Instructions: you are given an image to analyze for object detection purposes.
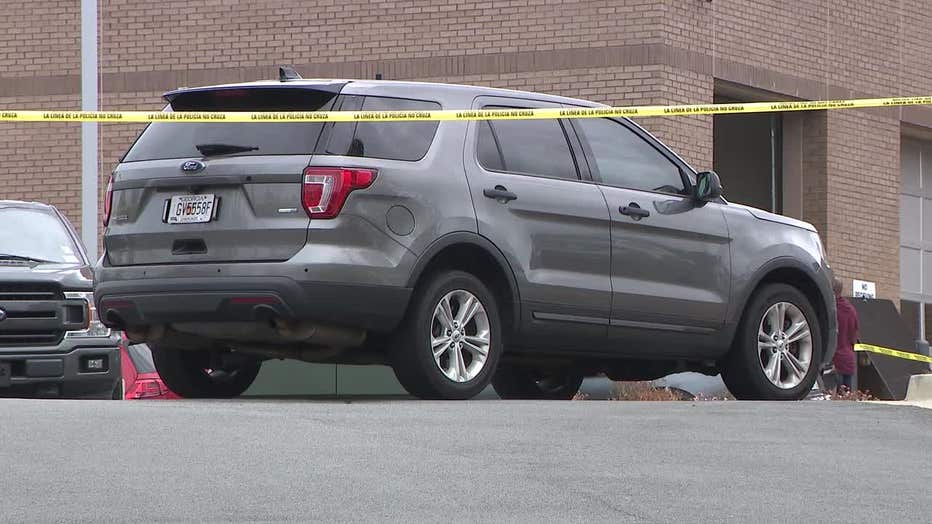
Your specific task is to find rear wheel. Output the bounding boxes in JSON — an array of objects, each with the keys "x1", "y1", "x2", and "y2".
[
  {"x1": 391, "y1": 270, "x2": 502, "y2": 400},
  {"x1": 150, "y1": 343, "x2": 261, "y2": 399},
  {"x1": 720, "y1": 284, "x2": 822, "y2": 400},
  {"x1": 492, "y1": 365, "x2": 584, "y2": 400}
]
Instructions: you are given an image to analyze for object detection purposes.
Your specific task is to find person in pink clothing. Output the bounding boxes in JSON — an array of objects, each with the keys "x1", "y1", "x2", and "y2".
[{"x1": 832, "y1": 277, "x2": 859, "y2": 393}]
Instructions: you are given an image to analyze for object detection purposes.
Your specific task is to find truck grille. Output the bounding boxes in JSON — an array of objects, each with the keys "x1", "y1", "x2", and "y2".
[
  {"x1": 0, "y1": 283, "x2": 77, "y2": 348},
  {"x1": 0, "y1": 283, "x2": 63, "y2": 302},
  {"x1": 0, "y1": 333, "x2": 63, "y2": 346}
]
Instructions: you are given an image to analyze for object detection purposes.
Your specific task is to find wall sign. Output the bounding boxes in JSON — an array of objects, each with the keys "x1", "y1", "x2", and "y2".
[{"x1": 853, "y1": 279, "x2": 876, "y2": 299}]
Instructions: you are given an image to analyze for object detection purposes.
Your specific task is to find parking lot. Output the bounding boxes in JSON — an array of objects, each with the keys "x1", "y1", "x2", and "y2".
[{"x1": 1, "y1": 398, "x2": 929, "y2": 522}]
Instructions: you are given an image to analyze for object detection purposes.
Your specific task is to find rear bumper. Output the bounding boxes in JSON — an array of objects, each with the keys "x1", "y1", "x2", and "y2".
[
  {"x1": 0, "y1": 340, "x2": 121, "y2": 399},
  {"x1": 95, "y1": 275, "x2": 411, "y2": 333}
]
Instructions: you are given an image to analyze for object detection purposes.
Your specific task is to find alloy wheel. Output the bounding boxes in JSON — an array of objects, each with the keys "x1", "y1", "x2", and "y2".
[
  {"x1": 429, "y1": 289, "x2": 491, "y2": 383},
  {"x1": 757, "y1": 301, "x2": 813, "y2": 389}
]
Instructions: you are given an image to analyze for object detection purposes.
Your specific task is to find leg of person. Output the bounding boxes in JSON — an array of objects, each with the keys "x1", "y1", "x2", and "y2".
[{"x1": 840, "y1": 374, "x2": 853, "y2": 393}]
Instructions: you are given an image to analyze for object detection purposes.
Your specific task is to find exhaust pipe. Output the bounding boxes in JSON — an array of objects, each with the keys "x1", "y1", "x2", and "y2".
[
  {"x1": 272, "y1": 318, "x2": 366, "y2": 348},
  {"x1": 104, "y1": 309, "x2": 125, "y2": 329},
  {"x1": 169, "y1": 320, "x2": 365, "y2": 348},
  {"x1": 123, "y1": 324, "x2": 165, "y2": 344}
]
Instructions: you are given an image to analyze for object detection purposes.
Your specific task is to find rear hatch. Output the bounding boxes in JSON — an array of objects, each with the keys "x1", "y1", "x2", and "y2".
[{"x1": 104, "y1": 83, "x2": 345, "y2": 266}]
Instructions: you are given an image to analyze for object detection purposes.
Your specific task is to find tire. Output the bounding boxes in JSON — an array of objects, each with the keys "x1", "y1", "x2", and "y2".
[
  {"x1": 492, "y1": 365, "x2": 584, "y2": 400},
  {"x1": 390, "y1": 270, "x2": 502, "y2": 400},
  {"x1": 720, "y1": 283, "x2": 822, "y2": 400},
  {"x1": 150, "y1": 344, "x2": 261, "y2": 399}
]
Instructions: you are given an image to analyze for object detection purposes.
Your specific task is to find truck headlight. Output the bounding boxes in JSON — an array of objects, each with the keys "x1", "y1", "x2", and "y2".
[{"x1": 64, "y1": 291, "x2": 112, "y2": 338}]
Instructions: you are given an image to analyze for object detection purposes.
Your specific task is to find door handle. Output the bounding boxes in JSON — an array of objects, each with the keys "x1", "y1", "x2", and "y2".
[
  {"x1": 483, "y1": 186, "x2": 517, "y2": 202},
  {"x1": 619, "y1": 203, "x2": 650, "y2": 220}
]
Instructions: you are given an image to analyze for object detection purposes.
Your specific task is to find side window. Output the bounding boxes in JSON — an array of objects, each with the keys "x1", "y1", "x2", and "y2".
[
  {"x1": 477, "y1": 120, "x2": 505, "y2": 171},
  {"x1": 575, "y1": 118, "x2": 686, "y2": 195},
  {"x1": 324, "y1": 96, "x2": 441, "y2": 161},
  {"x1": 476, "y1": 108, "x2": 578, "y2": 180}
]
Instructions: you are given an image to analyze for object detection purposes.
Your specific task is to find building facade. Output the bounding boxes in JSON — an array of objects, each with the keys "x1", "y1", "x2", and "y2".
[{"x1": 1, "y1": 1, "x2": 931, "y2": 378}]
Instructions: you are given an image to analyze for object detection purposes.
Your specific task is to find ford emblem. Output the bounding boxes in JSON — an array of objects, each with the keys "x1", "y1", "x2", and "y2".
[
  {"x1": 0, "y1": 308, "x2": 6, "y2": 322},
  {"x1": 181, "y1": 160, "x2": 205, "y2": 173}
]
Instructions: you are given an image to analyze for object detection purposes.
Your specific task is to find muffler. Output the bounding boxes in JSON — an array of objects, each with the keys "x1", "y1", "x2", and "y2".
[
  {"x1": 272, "y1": 318, "x2": 366, "y2": 348},
  {"x1": 123, "y1": 324, "x2": 165, "y2": 344},
  {"x1": 170, "y1": 319, "x2": 365, "y2": 348}
]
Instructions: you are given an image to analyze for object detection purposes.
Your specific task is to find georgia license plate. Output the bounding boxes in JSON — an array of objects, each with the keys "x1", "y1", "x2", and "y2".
[{"x1": 166, "y1": 194, "x2": 216, "y2": 224}]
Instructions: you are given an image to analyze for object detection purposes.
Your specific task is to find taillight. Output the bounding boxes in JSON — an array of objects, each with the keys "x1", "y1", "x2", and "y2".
[
  {"x1": 103, "y1": 174, "x2": 114, "y2": 227},
  {"x1": 128, "y1": 379, "x2": 164, "y2": 399},
  {"x1": 301, "y1": 167, "x2": 377, "y2": 219}
]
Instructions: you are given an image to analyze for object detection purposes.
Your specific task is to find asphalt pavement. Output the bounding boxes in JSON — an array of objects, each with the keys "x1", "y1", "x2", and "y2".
[{"x1": 1, "y1": 399, "x2": 929, "y2": 523}]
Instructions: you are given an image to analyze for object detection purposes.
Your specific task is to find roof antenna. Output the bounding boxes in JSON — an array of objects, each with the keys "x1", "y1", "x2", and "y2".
[{"x1": 279, "y1": 65, "x2": 302, "y2": 82}]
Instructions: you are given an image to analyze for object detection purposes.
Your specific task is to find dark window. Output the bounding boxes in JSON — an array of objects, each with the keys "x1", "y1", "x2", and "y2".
[
  {"x1": 575, "y1": 118, "x2": 686, "y2": 194},
  {"x1": 476, "y1": 120, "x2": 505, "y2": 171},
  {"x1": 476, "y1": 111, "x2": 578, "y2": 179},
  {"x1": 324, "y1": 96, "x2": 441, "y2": 161},
  {"x1": 0, "y1": 207, "x2": 82, "y2": 264},
  {"x1": 123, "y1": 87, "x2": 337, "y2": 162}
]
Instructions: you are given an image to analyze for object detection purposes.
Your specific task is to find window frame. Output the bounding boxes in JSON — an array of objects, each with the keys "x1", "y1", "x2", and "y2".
[
  {"x1": 121, "y1": 92, "x2": 341, "y2": 163},
  {"x1": 473, "y1": 103, "x2": 587, "y2": 183},
  {"x1": 568, "y1": 116, "x2": 698, "y2": 198},
  {"x1": 317, "y1": 94, "x2": 441, "y2": 162},
  {"x1": 0, "y1": 205, "x2": 87, "y2": 266}
]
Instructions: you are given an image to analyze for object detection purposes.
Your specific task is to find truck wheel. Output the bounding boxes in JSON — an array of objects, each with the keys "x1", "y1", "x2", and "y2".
[
  {"x1": 720, "y1": 283, "x2": 822, "y2": 400},
  {"x1": 150, "y1": 344, "x2": 261, "y2": 399},
  {"x1": 492, "y1": 365, "x2": 583, "y2": 400},
  {"x1": 391, "y1": 270, "x2": 502, "y2": 400}
]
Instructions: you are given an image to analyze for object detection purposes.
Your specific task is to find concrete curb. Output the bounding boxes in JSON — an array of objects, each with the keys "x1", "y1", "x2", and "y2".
[{"x1": 905, "y1": 374, "x2": 932, "y2": 401}]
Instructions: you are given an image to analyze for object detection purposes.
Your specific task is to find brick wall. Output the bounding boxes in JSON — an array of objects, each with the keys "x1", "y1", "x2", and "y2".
[
  {"x1": 98, "y1": 0, "x2": 667, "y2": 73},
  {"x1": 0, "y1": 96, "x2": 81, "y2": 228},
  {"x1": 666, "y1": 0, "x2": 916, "y2": 299},
  {"x1": 0, "y1": 1, "x2": 79, "y2": 77},
  {"x1": 0, "y1": 0, "x2": 928, "y2": 302},
  {"x1": 824, "y1": 110, "x2": 901, "y2": 299},
  {"x1": 801, "y1": 111, "x2": 828, "y2": 238}
]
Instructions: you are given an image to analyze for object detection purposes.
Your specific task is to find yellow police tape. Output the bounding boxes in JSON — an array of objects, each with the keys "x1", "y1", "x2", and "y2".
[
  {"x1": 854, "y1": 343, "x2": 932, "y2": 364},
  {"x1": 2, "y1": 95, "x2": 932, "y2": 123}
]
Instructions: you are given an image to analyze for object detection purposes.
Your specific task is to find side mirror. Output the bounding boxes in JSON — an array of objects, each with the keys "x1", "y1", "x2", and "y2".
[{"x1": 694, "y1": 171, "x2": 723, "y2": 202}]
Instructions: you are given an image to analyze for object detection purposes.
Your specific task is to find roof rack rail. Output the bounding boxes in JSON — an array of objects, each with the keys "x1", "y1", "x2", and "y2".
[{"x1": 279, "y1": 65, "x2": 302, "y2": 82}]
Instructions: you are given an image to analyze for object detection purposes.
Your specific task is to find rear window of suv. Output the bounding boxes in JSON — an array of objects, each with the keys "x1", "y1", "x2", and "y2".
[{"x1": 122, "y1": 87, "x2": 339, "y2": 162}]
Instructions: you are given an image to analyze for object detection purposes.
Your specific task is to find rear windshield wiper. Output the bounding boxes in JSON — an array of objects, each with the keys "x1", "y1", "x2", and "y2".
[
  {"x1": 195, "y1": 143, "x2": 260, "y2": 157},
  {"x1": 0, "y1": 254, "x2": 56, "y2": 264}
]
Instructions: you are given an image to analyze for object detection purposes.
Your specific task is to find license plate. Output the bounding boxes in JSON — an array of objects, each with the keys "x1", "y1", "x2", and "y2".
[
  {"x1": 0, "y1": 362, "x2": 10, "y2": 388},
  {"x1": 166, "y1": 194, "x2": 216, "y2": 224}
]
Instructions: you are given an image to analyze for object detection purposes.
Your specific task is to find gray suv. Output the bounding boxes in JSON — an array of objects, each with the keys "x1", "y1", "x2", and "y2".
[{"x1": 95, "y1": 72, "x2": 837, "y2": 400}]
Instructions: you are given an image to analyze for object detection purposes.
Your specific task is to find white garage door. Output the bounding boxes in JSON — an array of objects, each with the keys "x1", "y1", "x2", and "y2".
[{"x1": 900, "y1": 137, "x2": 932, "y2": 339}]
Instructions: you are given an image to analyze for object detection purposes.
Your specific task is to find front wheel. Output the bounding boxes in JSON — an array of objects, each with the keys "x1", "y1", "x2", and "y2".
[
  {"x1": 390, "y1": 270, "x2": 502, "y2": 400},
  {"x1": 150, "y1": 344, "x2": 261, "y2": 399},
  {"x1": 720, "y1": 283, "x2": 822, "y2": 400},
  {"x1": 492, "y1": 365, "x2": 584, "y2": 400}
]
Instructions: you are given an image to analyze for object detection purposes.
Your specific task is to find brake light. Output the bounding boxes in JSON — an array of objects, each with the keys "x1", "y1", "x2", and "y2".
[
  {"x1": 128, "y1": 379, "x2": 165, "y2": 399},
  {"x1": 103, "y1": 174, "x2": 114, "y2": 227},
  {"x1": 301, "y1": 167, "x2": 377, "y2": 219}
]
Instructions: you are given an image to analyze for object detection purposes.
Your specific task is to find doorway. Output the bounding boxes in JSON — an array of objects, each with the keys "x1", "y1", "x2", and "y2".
[{"x1": 713, "y1": 94, "x2": 783, "y2": 213}]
